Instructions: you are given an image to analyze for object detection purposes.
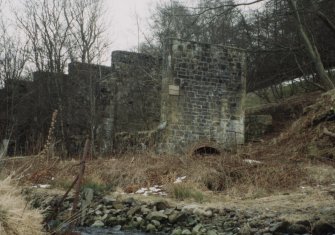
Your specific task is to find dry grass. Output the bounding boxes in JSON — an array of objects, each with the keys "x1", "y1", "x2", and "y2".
[
  {"x1": 1, "y1": 91, "x2": 335, "y2": 201},
  {"x1": 0, "y1": 177, "x2": 43, "y2": 235},
  {"x1": 0, "y1": 151, "x2": 315, "y2": 199},
  {"x1": 165, "y1": 182, "x2": 205, "y2": 202}
]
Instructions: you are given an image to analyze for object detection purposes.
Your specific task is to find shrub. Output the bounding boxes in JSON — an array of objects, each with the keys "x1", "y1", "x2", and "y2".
[{"x1": 167, "y1": 183, "x2": 204, "y2": 203}]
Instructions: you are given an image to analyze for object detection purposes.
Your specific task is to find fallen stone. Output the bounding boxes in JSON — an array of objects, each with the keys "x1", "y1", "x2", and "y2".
[
  {"x1": 182, "y1": 204, "x2": 199, "y2": 213},
  {"x1": 101, "y1": 214, "x2": 108, "y2": 221},
  {"x1": 269, "y1": 221, "x2": 290, "y2": 233},
  {"x1": 95, "y1": 210, "x2": 102, "y2": 215},
  {"x1": 172, "y1": 228, "x2": 182, "y2": 235},
  {"x1": 141, "y1": 205, "x2": 151, "y2": 215},
  {"x1": 123, "y1": 197, "x2": 137, "y2": 206},
  {"x1": 112, "y1": 202, "x2": 125, "y2": 210},
  {"x1": 194, "y1": 208, "x2": 207, "y2": 217},
  {"x1": 295, "y1": 220, "x2": 311, "y2": 229},
  {"x1": 187, "y1": 216, "x2": 198, "y2": 226},
  {"x1": 207, "y1": 230, "x2": 218, "y2": 235},
  {"x1": 151, "y1": 219, "x2": 161, "y2": 227},
  {"x1": 312, "y1": 222, "x2": 335, "y2": 235},
  {"x1": 146, "y1": 211, "x2": 168, "y2": 221},
  {"x1": 169, "y1": 211, "x2": 187, "y2": 224},
  {"x1": 102, "y1": 196, "x2": 116, "y2": 205},
  {"x1": 154, "y1": 200, "x2": 170, "y2": 211},
  {"x1": 146, "y1": 223, "x2": 156, "y2": 232},
  {"x1": 127, "y1": 205, "x2": 141, "y2": 217},
  {"x1": 91, "y1": 220, "x2": 104, "y2": 227},
  {"x1": 112, "y1": 225, "x2": 122, "y2": 231},
  {"x1": 288, "y1": 223, "x2": 309, "y2": 234},
  {"x1": 164, "y1": 208, "x2": 174, "y2": 215},
  {"x1": 181, "y1": 228, "x2": 192, "y2": 235},
  {"x1": 192, "y1": 224, "x2": 203, "y2": 234}
]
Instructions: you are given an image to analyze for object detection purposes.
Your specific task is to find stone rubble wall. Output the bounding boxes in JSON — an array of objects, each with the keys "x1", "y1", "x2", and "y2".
[
  {"x1": 158, "y1": 39, "x2": 246, "y2": 154},
  {"x1": 0, "y1": 74, "x2": 67, "y2": 155},
  {"x1": 111, "y1": 51, "x2": 161, "y2": 133},
  {"x1": 0, "y1": 41, "x2": 246, "y2": 156},
  {"x1": 26, "y1": 189, "x2": 333, "y2": 235},
  {"x1": 113, "y1": 130, "x2": 160, "y2": 153},
  {"x1": 66, "y1": 62, "x2": 114, "y2": 154}
]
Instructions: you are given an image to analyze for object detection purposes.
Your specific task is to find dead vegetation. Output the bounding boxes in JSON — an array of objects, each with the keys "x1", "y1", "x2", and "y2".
[
  {"x1": 1, "y1": 90, "x2": 335, "y2": 202},
  {"x1": 0, "y1": 177, "x2": 43, "y2": 235},
  {"x1": 0, "y1": 150, "x2": 329, "y2": 200}
]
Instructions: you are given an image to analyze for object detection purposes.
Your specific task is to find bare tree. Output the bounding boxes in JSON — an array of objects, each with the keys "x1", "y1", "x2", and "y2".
[
  {"x1": 16, "y1": 0, "x2": 110, "y2": 73},
  {"x1": 65, "y1": 0, "x2": 110, "y2": 64},
  {"x1": 287, "y1": 0, "x2": 334, "y2": 90},
  {"x1": 16, "y1": 0, "x2": 71, "y2": 73},
  {"x1": 0, "y1": 12, "x2": 29, "y2": 86}
]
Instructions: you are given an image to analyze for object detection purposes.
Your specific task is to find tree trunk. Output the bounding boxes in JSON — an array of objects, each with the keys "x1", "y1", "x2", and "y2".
[{"x1": 287, "y1": 0, "x2": 334, "y2": 90}]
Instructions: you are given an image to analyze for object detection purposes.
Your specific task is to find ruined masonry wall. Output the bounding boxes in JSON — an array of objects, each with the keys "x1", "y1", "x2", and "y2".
[
  {"x1": 0, "y1": 41, "x2": 246, "y2": 156},
  {"x1": 111, "y1": 51, "x2": 161, "y2": 133},
  {"x1": 158, "y1": 39, "x2": 246, "y2": 154},
  {"x1": 67, "y1": 62, "x2": 114, "y2": 154}
]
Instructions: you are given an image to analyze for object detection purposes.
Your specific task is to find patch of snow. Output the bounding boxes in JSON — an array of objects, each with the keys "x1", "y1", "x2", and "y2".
[
  {"x1": 174, "y1": 176, "x2": 186, "y2": 183},
  {"x1": 32, "y1": 184, "x2": 51, "y2": 189},
  {"x1": 243, "y1": 159, "x2": 262, "y2": 164},
  {"x1": 135, "y1": 185, "x2": 166, "y2": 196}
]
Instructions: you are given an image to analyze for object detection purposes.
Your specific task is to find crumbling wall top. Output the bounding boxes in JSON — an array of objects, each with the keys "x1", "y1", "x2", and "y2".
[{"x1": 111, "y1": 50, "x2": 158, "y2": 68}]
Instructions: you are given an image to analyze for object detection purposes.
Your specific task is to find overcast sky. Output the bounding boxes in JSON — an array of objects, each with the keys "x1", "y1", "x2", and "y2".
[
  {"x1": 1, "y1": 0, "x2": 262, "y2": 58},
  {"x1": 107, "y1": 0, "x2": 197, "y2": 52},
  {"x1": 107, "y1": 0, "x2": 262, "y2": 52}
]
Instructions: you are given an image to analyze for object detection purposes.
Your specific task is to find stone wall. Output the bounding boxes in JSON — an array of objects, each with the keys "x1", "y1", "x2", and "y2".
[
  {"x1": 66, "y1": 62, "x2": 114, "y2": 154},
  {"x1": 0, "y1": 74, "x2": 67, "y2": 155},
  {"x1": 0, "y1": 41, "x2": 247, "y2": 156},
  {"x1": 158, "y1": 39, "x2": 246, "y2": 154},
  {"x1": 111, "y1": 51, "x2": 161, "y2": 133}
]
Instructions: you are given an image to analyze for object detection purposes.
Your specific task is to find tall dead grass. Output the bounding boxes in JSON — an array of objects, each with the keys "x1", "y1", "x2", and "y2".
[
  {"x1": 0, "y1": 177, "x2": 43, "y2": 235},
  {"x1": 6, "y1": 150, "x2": 311, "y2": 199}
]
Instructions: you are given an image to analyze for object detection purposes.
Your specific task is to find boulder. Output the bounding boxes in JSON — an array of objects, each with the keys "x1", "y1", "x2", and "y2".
[
  {"x1": 146, "y1": 223, "x2": 156, "y2": 232},
  {"x1": 154, "y1": 200, "x2": 170, "y2": 211},
  {"x1": 288, "y1": 223, "x2": 309, "y2": 234},
  {"x1": 172, "y1": 228, "x2": 182, "y2": 235},
  {"x1": 169, "y1": 211, "x2": 187, "y2": 224},
  {"x1": 269, "y1": 221, "x2": 290, "y2": 233},
  {"x1": 127, "y1": 206, "x2": 141, "y2": 217},
  {"x1": 91, "y1": 220, "x2": 104, "y2": 227},
  {"x1": 181, "y1": 228, "x2": 192, "y2": 235},
  {"x1": 207, "y1": 230, "x2": 218, "y2": 235},
  {"x1": 192, "y1": 224, "x2": 203, "y2": 234},
  {"x1": 102, "y1": 196, "x2": 116, "y2": 205},
  {"x1": 112, "y1": 202, "x2": 125, "y2": 210},
  {"x1": 312, "y1": 222, "x2": 335, "y2": 235},
  {"x1": 146, "y1": 211, "x2": 168, "y2": 221}
]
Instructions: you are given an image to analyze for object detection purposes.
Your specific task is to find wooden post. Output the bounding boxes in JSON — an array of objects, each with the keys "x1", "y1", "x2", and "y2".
[{"x1": 70, "y1": 138, "x2": 90, "y2": 229}]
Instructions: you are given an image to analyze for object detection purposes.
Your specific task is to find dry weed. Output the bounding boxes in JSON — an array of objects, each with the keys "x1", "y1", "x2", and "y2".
[
  {"x1": 165, "y1": 182, "x2": 205, "y2": 202},
  {"x1": 0, "y1": 177, "x2": 43, "y2": 235},
  {"x1": 305, "y1": 165, "x2": 335, "y2": 185}
]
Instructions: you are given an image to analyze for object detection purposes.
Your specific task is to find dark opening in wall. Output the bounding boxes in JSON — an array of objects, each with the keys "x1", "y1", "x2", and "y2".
[{"x1": 193, "y1": 146, "x2": 220, "y2": 156}]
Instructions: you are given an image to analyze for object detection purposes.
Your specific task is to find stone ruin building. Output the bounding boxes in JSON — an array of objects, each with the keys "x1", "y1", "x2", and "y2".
[{"x1": 0, "y1": 39, "x2": 246, "y2": 156}]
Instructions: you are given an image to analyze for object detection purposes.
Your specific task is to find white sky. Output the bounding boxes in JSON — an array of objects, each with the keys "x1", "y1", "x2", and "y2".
[
  {"x1": 107, "y1": 0, "x2": 198, "y2": 52},
  {"x1": 108, "y1": 0, "x2": 262, "y2": 52},
  {"x1": 1, "y1": 0, "x2": 262, "y2": 59}
]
